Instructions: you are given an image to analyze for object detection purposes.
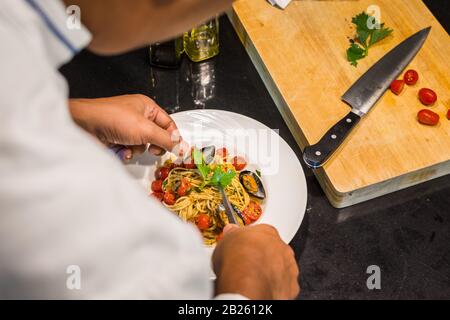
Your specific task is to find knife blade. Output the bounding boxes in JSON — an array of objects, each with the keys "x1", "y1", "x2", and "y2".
[
  {"x1": 303, "y1": 27, "x2": 431, "y2": 169},
  {"x1": 219, "y1": 186, "x2": 238, "y2": 224}
]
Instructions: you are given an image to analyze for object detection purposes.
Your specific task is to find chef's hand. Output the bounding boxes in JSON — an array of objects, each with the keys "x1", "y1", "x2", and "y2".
[
  {"x1": 213, "y1": 224, "x2": 300, "y2": 300},
  {"x1": 69, "y1": 95, "x2": 183, "y2": 160}
]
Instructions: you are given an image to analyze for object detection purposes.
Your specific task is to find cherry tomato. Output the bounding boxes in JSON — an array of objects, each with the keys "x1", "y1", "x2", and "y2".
[
  {"x1": 418, "y1": 109, "x2": 439, "y2": 126},
  {"x1": 404, "y1": 69, "x2": 419, "y2": 85},
  {"x1": 181, "y1": 177, "x2": 191, "y2": 188},
  {"x1": 151, "y1": 179, "x2": 163, "y2": 193},
  {"x1": 177, "y1": 185, "x2": 187, "y2": 197},
  {"x1": 196, "y1": 213, "x2": 210, "y2": 231},
  {"x1": 151, "y1": 192, "x2": 164, "y2": 201},
  {"x1": 243, "y1": 201, "x2": 262, "y2": 222},
  {"x1": 216, "y1": 232, "x2": 224, "y2": 242},
  {"x1": 390, "y1": 79, "x2": 405, "y2": 95},
  {"x1": 418, "y1": 88, "x2": 437, "y2": 106},
  {"x1": 183, "y1": 157, "x2": 196, "y2": 169},
  {"x1": 155, "y1": 167, "x2": 170, "y2": 180},
  {"x1": 163, "y1": 192, "x2": 176, "y2": 205},
  {"x1": 177, "y1": 178, "x2": 191, "y2": 197},
  {"x1": 241, "y1": 213, "x2": 252, "y2": 225},
  {"x1": 232, "y1": 156, "x2": 247, "y2": 171},
  {"x1": 216, "y1": 147, "x2": 228, "y2": 159}
]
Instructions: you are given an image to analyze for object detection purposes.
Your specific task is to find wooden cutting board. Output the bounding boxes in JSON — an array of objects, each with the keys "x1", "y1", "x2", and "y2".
[{"x1": 228, "y1": 0, "x2": 450, "y2": 208}]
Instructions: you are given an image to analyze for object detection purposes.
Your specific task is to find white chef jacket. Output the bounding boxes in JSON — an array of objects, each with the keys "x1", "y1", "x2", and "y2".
[{"x1": 0, "y1": 0, "x2": 239, "y2": 299}]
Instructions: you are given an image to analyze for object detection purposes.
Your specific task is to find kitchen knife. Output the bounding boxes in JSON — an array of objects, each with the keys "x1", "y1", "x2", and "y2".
[{"x1": 303, "y1": 27, "x2": 431, "y2": 169}]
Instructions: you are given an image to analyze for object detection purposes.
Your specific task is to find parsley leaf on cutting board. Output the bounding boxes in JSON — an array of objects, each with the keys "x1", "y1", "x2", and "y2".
[{"x1": 347, "y1": 12, "x2": 393, "y2": 67}]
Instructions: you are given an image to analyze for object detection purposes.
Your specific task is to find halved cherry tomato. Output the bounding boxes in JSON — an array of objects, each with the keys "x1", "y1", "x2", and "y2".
[
  {"x1": 404, "y1": 69, "x2": 419, "y2": 85},
  {"x1": 151, "y1": 192, "x2": 164, "y2": 201},
  {"x1": 419, "y1": 88, "x2": 437, "y2": 106},
  {"x1": 216, "y1": 147, "x2": 228, "y2": 159},
  {"x1": 232, "y1": 156, "x2": 247, "y2": 171},
  {"x1": 163, "y1": 192, "x2": 176, "y2": 205},
  {"x1": 243, "y1": 201, "x2": 262, "y2": 222},
  {"x1": 196, "y1": 213, "x2": 210, "y2": 231},
  {"x1": 418, "y1": 109, "x2": 439, "y2": 126},
  {"x1": 155, "y1": 167, "x2": 170, "y2": 180},
  {"x1": 151, "y1": 179, "x2": 163, "y2": 193},
  {"x1": 390, "y1": 79, "x2": 405, "y2": 95},
  {"x1": 241, "y1": 213, "x2": 252, "y2": 225}
]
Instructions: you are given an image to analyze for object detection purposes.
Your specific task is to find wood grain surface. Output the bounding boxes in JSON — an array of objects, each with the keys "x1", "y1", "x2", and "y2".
[{"x1": 228, "y1": 0, "x2": 450, "y2": 207}]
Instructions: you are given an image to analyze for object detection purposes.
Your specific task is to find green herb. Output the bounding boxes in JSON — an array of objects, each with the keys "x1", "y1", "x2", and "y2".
[
  {"x1": 346, "y1": 12, "x2": 393, "y2": 67},
  {"x1": 162, "y1": 179, "x2": 168, "y2": 188},
  {"x1": 209, "y1": 166, "x2": 236, "y2": 188},
  {"x1": 192, "y1": 147, "x2": 236, "y2": 189}
]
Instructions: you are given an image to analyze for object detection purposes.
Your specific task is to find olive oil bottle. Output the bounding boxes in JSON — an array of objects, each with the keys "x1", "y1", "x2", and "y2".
[{"x1": 184, "y1": 17, "x2": 219, "y2": 62}]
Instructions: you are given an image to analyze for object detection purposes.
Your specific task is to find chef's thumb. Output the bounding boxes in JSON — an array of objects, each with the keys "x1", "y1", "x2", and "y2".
[{"x1": 223, "y1": 224, "x2": 240, "y2": 234}]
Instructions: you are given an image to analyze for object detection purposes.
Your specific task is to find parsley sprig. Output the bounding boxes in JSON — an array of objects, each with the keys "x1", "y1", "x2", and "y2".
[
  {"x1": 192, "y1": 147, "x2": 236, "y2": 189},
  {"x1": 347, "y1": 12, "x2": 393, "y2": 67}
]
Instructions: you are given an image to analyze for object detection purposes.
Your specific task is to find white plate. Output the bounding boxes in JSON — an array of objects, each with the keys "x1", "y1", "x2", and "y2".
[{"x1": 124, "y1": 110, "x2": 307, "y2": 262}]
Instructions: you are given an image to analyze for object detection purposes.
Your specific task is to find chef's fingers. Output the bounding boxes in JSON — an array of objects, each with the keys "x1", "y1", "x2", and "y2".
[
  {"x1": 140, "y1": 120, "x2": 180, "y2": 152},
  {"x1": 223, "y1": 224, "x2": 240, "y2": 234},
  {"x1": 140, "y1": 95, "x2": 180, "y2": 136}
]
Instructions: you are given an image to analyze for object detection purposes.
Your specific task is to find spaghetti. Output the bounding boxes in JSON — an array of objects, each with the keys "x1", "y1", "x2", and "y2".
[{"x1": 150, "y1": 147, "x2": 264, "y2": 245}]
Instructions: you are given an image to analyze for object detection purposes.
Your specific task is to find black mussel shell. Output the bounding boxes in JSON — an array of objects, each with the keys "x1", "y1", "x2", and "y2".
[{"x1": 239, "y1": 170, "x2": 266, "y2": 199}]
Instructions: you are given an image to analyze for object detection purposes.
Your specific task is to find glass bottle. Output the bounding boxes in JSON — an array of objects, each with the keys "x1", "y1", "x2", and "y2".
[
  {"x1": 149, "y1": 37, "x2": 184, "y2": 69},
  {"x1": 183, "y1": 17, "x2": 219, "y2": 62}
]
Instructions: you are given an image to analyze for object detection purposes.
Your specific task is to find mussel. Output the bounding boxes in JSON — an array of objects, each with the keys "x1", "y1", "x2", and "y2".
[
  {"x1": 239, "y1": 171, "x2": 266, "y2": 199},
  {"x1": 201, "y1": 145, "x2": 216, "y2": 165}
]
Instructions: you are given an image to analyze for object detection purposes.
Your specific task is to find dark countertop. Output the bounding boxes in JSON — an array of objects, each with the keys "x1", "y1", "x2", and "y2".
[{"x1": 60, "y1": 1, "x2": 450, "y2": 299}]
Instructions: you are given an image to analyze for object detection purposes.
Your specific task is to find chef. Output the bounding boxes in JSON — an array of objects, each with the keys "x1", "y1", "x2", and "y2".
[{"x1": 0, "y1": 0, "x2": 299, "y2": 299}]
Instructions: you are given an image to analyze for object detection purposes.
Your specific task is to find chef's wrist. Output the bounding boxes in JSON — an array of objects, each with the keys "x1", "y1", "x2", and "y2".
[
  {"x1": 68, "y1": 99, "x2": 100, "y2": 136},
  {"x1": 214, "y1": 261, "x2": 272, "y2": 300}
]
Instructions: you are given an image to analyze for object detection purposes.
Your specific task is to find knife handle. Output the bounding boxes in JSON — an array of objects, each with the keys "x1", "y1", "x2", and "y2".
[{"x1": 303, "y1": 111, "x2": 361, "y2": 168}]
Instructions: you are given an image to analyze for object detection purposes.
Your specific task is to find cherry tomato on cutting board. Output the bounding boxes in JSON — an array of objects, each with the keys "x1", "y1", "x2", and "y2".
[
  {"x1": 390, "y1": 79, "x2": 405, "y2": 95},
  {"x1": 418, "y1": 109, "x2": 439, "y2": 126},
  {"x1": 418, "y1": 88, "x2": 437, "y2": 106},
  {"x1": 404, "y1": 69, "x2": 419, "y2": 85}
]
